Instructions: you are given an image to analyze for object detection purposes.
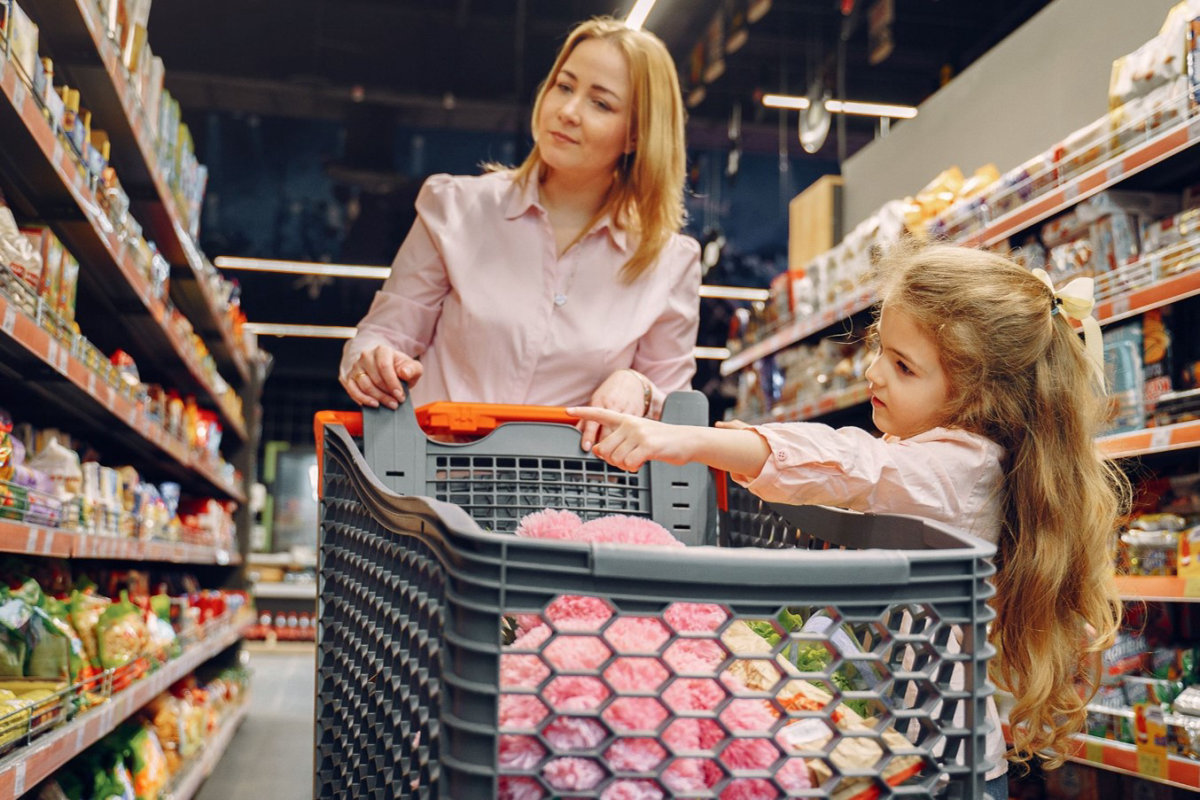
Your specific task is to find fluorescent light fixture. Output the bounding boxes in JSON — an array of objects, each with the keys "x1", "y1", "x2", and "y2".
[
  {"x1": 625, "y1": 0, "x2": 657, "y2": 30},
  {"x1": 762, "y1": 93, "x2": 811, "y2": 110},
  {"x1": 213, "y1": 256, "x2": 391, "y2": 279},
  {"x1": 694, "y1": 346, "x2": 732, "y2": 360},
  {"x1": 824, "y1": 99, "x2": 918, "y2": 119},
  {"x1": 762, "y1": 93, "x2": 917, "y2": 119},
  {"x1": 243, "y1": 322, "x2": 729, "y2": 361},
  {"x1": 699, "y1": 285, "x2": 771, "y2": 301},
  {"x1": 243, "y1": 323, "x2": 358, "y2": 339}
]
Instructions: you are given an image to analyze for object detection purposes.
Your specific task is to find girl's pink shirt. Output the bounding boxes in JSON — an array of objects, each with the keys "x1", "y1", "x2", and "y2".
[
  {"x1": 341, "y1": 171, "x2": 701, "y2": 408},
  {"x1": 737, "y1": 423, "x2": 1005, "y2": 543}
]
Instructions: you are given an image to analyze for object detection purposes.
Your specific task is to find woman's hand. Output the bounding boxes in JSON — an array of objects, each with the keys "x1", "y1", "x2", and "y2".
[
  {"x1": 576, "y1": 369, "x2": 652, "y2": 451},
  {"x1": 568, "y1": 406, "x2": 694, "y2": 472},
  {"x1": 342, "y1": 345, "x2": 424, "y2": 409}
]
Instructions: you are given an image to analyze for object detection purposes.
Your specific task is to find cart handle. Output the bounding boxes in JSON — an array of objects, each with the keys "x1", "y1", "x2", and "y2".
[{"x1": 315, "y1": 403, "x2": 579, "y2": 483}]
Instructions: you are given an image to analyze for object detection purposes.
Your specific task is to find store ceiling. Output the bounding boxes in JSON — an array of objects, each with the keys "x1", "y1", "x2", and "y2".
[{"x1": 147, "y1": 0, "x2": 1055, "y2": 161}]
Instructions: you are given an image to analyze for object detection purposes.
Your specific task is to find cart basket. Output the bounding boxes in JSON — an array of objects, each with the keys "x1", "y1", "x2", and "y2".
[{"x1": 315, "y1": 399, "x2": 996, "y2": 800}]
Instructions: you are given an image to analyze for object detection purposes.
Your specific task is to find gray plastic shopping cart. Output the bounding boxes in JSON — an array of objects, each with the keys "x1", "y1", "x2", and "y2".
[{"x1": 314, "y1": 392, "x2": 996, "y2": 799}]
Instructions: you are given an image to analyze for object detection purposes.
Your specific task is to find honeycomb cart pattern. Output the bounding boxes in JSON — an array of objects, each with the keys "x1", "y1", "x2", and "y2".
[{"x1": 316, "y1": 418, "x2": 996, "y2": 799}]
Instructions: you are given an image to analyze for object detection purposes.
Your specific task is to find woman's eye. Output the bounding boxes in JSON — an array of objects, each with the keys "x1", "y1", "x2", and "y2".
[{"x1": 593, "y1": 99, "x2": 613, "y2": 111}]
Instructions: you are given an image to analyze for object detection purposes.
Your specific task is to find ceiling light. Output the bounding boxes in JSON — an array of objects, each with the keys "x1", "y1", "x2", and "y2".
[
  {"x1": 244, "y1": 322, "x2": 727, "y2": 361},
  {"x1": 762, "y1": 93, "x2": 811, "y2": 110},
  {"x1": 213, "y1": 257, "x2": 391, "y2": 279},
  {"x1": 624, "y1": 0, "x2": 657, "y2": 30},
  {"x1": 699, "y1": 285, "x2": 771, "y2": 301},
  {"x1": 824, "y1": 99, "x2": 918, "y2": 119},
  {"x1": 762, "y1": 93, "x2": 917, "y2": 119},
  {"x1": 242, "y1": 323, "x2": 359, "y2": 338}
]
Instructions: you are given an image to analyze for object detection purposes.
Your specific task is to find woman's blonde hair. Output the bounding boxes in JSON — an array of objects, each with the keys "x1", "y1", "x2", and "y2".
[
  {"x1": 873, "y1": 243, "x2": 1127, "y2": 768},
  {"x1": 511, "y1": 16, "x2": 687, "y2": 283}
]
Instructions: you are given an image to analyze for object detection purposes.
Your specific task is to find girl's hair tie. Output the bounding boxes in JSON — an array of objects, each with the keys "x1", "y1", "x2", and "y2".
[{"x1": 1032, "y1": 268, "x2": 1103, "y2": 387}]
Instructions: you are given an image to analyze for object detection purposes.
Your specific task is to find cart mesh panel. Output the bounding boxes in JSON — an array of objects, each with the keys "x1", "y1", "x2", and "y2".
[
  {"x1": 317, "y1": 423, "x2": 996, "y2": 799},
  {"x1": 428, "y1": 455, "x2": 649, "y2": 532},
  {"x1": 317, "y1": 433, "x2": 444, "y2": 799}
]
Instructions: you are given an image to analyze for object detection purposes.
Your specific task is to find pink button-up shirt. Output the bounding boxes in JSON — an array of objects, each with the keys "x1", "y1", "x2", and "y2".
[
  {"x1": 341, "y1": 171, "x2": 701, "y2": 408},
  {"x1": 737, "y1": 422, "x2": 1009, "y2": 779}
]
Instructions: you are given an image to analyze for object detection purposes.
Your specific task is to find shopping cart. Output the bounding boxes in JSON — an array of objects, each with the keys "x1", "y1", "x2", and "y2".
[{"x1": 314, "y1": 393, "x2": 996, "y2": 799}]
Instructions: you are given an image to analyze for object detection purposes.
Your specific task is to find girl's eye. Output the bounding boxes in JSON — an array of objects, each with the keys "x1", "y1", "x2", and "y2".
[{"x1": 897, "y1": 360, "x2": 913, "y2": 376}]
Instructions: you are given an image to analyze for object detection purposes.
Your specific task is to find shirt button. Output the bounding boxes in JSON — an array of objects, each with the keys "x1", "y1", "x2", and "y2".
[{"x1": 776, "y1": 451, "x2": 788, "y2": 462}]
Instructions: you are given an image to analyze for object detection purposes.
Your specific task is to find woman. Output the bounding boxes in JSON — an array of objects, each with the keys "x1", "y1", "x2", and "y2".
[{"x1": 341, "y1": 17, "x2": 700, "y2": 450}]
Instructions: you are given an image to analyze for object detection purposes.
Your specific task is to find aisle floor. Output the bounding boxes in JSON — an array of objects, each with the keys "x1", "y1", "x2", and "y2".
[{"x1": 196, "y1": 646, "x2": 315, "y2": 800}]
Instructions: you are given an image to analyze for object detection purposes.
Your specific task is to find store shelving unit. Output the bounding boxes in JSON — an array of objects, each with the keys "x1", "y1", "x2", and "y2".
[
  {"x1": 0, "y1": 619, "x2": 242, "y2": 797},
  {"x1": 0, "y1": 1, "x2": 264, "y2": 793},
  {"x1": 166, "y1": 697, "x2": 250, "y2": 800},
  {"x1": 21, "y1": 0, "x2": 251, "y2": 386},
  {"x1": 720, "y1": 89, "x2": 1200, "y2": 793}
]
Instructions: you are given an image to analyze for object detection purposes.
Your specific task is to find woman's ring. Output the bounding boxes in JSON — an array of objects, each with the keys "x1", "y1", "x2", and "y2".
[{"x1": 353, "y1": 371, "x2": 368, "y2": 381}]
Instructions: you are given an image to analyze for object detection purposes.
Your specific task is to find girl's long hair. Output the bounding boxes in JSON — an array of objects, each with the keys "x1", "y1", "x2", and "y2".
[
  {"x1": 874, "y1": 243, "x2": 1127, "y2": 768},
  {"x1": 507, "y1": 17, "x2": 687, "y2": 283}
]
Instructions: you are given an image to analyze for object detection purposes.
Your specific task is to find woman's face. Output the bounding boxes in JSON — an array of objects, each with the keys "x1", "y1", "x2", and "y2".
[{"x1": 536, "y1": 38, "x2": 634, "y2": 182}]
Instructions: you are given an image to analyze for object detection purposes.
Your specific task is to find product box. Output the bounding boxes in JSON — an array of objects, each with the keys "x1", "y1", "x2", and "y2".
[
  {"x1": 19, "y1": 225, "x2": 63, "y2": 307},
  {"x1": 788, "y1": 175, "x2": 843, "y2": 271},
  {"x1": 1, "y1": 1, "x2": 40, "y2": 86},
  {"x1": 57, "y1": 251, "x2": 78, "y2": 322},
  {"x1": 1103, "y1": 320, "x2": 1146, "y2": 434},
  {"x1": 1143, "y1": 308, "x2": 1174, "y2": 415}
]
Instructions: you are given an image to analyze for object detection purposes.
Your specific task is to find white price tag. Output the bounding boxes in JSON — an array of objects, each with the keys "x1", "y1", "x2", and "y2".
[
  {"x1": 1150, "y1": 427, "x2": 1172, "y2": 450},
  {"x1": 75, "y1": 724, "x2": 85, "y2": 751},
  {"x1": 13, "y1": 761, "x2": 24, "y2": 795},
  {"x1": 1106, "y1": 161, "x2": 1123, "y2": 184},
  {"x1": 56, "y1": 345, "x2": 69, "y2": 374},
  {"x1": 1, "y1": 305, "x2": 15, "y2": 335},
  {"x1": 25, "y1": 527, "x2": 40, "y2": 554},
  {"x1": 126, "y1": 406, "x2": 137, "y2": 428},
  {"x1": 1063, "y1": 182, "x2": 1080, "y2": 204},
  {"x1": 10, "y1": 79, "x2": 26, "y2": 115},
  {"x1": 1189, "y1": 115, "x2": 1200, "y2": 143},
  {"x1": 106, "y1": 385, "x2": 115, "y2": 407},
  {"x1": 1111, "y1": 294, "x2": 1131, "y2": 318},
  {"x1": 46, "y1": 339, "x2": 58, "y2": 368},
  {"x1": 52, "y1": 139, "x2": 63, "y2": 170},
  {"x1": 87, "y1": 371, "x2": 96, "y2": 395}
]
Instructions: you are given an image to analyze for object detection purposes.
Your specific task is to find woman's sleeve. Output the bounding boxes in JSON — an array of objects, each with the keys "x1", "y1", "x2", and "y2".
[
  {"x1": 339, "y1": 175, "x2": 457, "y2": 379},
  {"x1": 631, "y1": 235, "x2": 701, "y2": 411},
  {"x1": 736, "y1": 423, "x2": 982, "y2": 521}
]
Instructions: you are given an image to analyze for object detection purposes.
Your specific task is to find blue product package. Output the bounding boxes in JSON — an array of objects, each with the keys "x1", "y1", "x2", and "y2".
[{"x1": 1103, "y1": 320, "x2": 1145, "y2": 434}]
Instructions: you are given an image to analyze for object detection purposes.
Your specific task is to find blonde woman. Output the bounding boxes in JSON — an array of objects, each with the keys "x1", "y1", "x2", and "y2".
[
  {"x1": 573, "y1": 244, "x2": 1128, "y2": 797},
  {"x1": 342, "y1": 17, "x2": 699, "y2": 451}
]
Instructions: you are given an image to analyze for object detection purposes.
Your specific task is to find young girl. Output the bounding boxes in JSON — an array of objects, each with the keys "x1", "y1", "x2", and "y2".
[{"x1": 571, "y1": 244, "x2": 1127, "y2": 796}]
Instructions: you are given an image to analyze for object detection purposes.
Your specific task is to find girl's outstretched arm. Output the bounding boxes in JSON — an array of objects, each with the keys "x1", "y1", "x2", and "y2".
[{"x1": 567, "y1": 406, "x2": 771, "y2": 477}]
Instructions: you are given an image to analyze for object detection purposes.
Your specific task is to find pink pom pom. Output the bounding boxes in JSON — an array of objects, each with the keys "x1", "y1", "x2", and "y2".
[
  {"x1": 543, "y1": 756, "x2": 606, "y2": 791},
  {"x1": 576, "y1": 515, "x2": 682, "y2": 547},
  {"x1": 600, "y1": 779, "x2": 666, "y2": 800},
  {"x1": 515, "y1": 508, "x2": 584, "y2": 540}
]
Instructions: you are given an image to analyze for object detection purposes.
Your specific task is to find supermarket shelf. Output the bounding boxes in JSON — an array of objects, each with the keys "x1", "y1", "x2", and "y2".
[
  {"x1": 721, "y1": 289, "x2": 876, "y2": 376},
  {"x1": 1065, "y1": 733, "x2": 1200, "y2": 791},
  {"x1": 962, "y1": 116, "x2": 1199, "y2": 249},
  {"x1": 745, "y1": 382, "x2": 872, "y2": 425},
  {"x1": 0, "y1": 519, "x2": 74, "y2": 558},
  {"x1": 0, "y1": 620, "x2": 242, "y2": 797},
  {"x1": 166, "y1": 698, "x2": 249, "y2": 800},
  {"x1": 1094, "y1": 262, "x2": 1200, "y2": 326},
  {"x1": 0, "y1": 293, "x2": 245, "y2": 503},
  {"x1": 252, "y1": 581, "x2": 316, "y2": 600},
  {"x1": 1114, "y1": 575, "x2": 1200, "y2": 602},
  {"x1": 1096, "y1": 419, "x2": 1200, "y2": 460},
  {"x1": 0, "y1": 48, "x2": 246, "y2": 443},
  {"x1": 20, "y1": 0, "x2": 252, "y2": 386}
]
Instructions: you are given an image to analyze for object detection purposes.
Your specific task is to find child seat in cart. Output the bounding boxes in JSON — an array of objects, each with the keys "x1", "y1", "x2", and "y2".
[{"x1": 314, "y1": 392, "x2": 997, "y2": 800}]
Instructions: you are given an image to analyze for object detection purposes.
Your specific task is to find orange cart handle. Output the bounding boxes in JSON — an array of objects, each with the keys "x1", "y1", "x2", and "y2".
[
  {"x1": 315, "y1": 404, "x2": 578, "y2": 476},
  {"x1": 414, "y1": 402, "x2": 575, "y2": 436}
]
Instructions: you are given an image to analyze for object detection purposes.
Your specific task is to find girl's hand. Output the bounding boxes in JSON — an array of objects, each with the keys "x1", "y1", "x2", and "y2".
[
  {"x1": 342, "y1": 345, "x2": 424, "y2": 409},
  {"x1": 567, "y1": 406, "x2": 694, "y2": 472},
  {"x1": 576, "y1": 369, "x2": 652, "y2": 451}
]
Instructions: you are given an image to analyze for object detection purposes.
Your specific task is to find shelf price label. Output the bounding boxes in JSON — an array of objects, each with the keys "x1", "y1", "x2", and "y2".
[
  {"x1": 1, "y1": 305, "x2": 15, "y2": 336},
  {"x1": 87, "y1": 371, "x2": 96, "y2": 396},
  {"x1": 1150, "y1": 427, "x2": 1173, "y2": 450},
  {"x1": 12, "y1": 760, "x2": 24, "y2": 795},
  {"x1": 1106, "y1": 161, "x2": 1124, "y2": 184},
  {"x1": 10, "y1": 78, "x2": 26, "y2": 116}
]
